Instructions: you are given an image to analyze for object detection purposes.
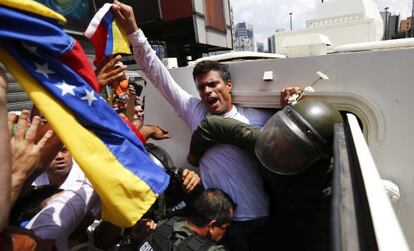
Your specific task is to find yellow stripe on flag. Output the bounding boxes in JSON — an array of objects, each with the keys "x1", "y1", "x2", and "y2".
[
  {"x1": 1, "y1": 0, "x2": 66, "y2": 24},
  {"x1": 0, "y1": 47, "x2": 156, "y2": 227},
  {"x1": 112, "y1": 20, "x2": 132, "y2": 55}
]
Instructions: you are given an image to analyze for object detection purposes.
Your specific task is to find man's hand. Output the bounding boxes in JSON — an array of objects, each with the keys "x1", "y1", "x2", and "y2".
[
  {"x1": 182, "y1": 169, "x2": 201, "y2": 193},
  {"x1": 96, "y1": 55, "x2": 127, "y2": 87},
  {"x1": 9, "y1": 110, "x2": 53, "y2": 202},
  {"x1": 128, "y1": 218, "x2": 156, "y2": 244},
  {"x1": 280, "y1": 86, "x2": 302, "y2": 107},
  {"x1": 128, "y1": 84, "x2": 136, "y2": 96},
  {"x1": 149, "y1": 125, "x2": 171, "y2": 140},
  {"x1": 112, "y1": 0, "x2": 139, "y2": 34},
  {"x1": 140, "y1": 125, "x2": 171, "y2": 141}
]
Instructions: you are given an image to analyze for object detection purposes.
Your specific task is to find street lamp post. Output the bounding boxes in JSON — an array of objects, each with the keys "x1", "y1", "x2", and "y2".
[
  {"x1": 384, "y1": 7, "x2": 389, "y2": 40},
  {"x1": 289, "y1": 12, "x2": 293, "y2": 31},
  {"x1": 411, "y1": 4, "x2": 414, "y2": 37}
]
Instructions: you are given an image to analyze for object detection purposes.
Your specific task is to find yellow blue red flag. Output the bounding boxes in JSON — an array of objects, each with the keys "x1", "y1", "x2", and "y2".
[
  {"x1": 84, "y1": 3, "x2": 131, "y2": 67},
  {"x1": 0, "y1": 0, "x2": 169, "y2": 227}
]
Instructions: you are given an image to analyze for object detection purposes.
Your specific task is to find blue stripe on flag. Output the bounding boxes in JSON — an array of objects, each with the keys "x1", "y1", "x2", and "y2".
[
  {"x1": 0, "y1": 6, "x2": 73, "y2": 54},
  {"x1": 102, "y1": 9, "x2": 115, "y2": 56}
]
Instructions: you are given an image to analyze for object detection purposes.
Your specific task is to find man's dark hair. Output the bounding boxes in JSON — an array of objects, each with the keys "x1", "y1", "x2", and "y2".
[
  {"x1": 192, "y1": 60, "x2": 231, "y2": 83},
  {"x1": 188, "y1": 188, "x2": 235, "y2": 227}
]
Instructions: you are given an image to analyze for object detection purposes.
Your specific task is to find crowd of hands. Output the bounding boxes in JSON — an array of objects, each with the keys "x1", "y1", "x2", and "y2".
[
  {"x1": 0, "y1": 68, "x2": 62, "y2": 237},
  {"x1": 0, "y1": 52, "x2": 300, "y2": 222},
  {"x1": 0, "y1": 58, "x2": 202, "y2": 244}
]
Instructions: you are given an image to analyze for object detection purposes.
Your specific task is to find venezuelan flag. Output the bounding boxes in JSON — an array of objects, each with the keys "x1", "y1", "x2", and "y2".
[
  {"x1": 84, "y1": 3, "x2": 131, "y2": 67},
  {"x1": 0, "y1": 0, "x2": 169, "y2": 227}
]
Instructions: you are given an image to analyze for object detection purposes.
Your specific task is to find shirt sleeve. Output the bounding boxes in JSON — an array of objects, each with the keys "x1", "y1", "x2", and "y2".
[
  {"x1": 208, "y1": 244, "x2": 229, "y2": 251},
  {"x1": 128, "y1": 29, "x2": 202, "y2": 127},
  {"x1": 25, "y1": 180, "x2": 99, "y2": 251},
  {"x1": 189, "y1": 116, "x2": 260, "y2": 161}
]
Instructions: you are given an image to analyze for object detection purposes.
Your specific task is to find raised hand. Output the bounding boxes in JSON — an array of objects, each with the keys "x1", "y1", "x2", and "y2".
[
  {"x1": 182, "y1": 169, "x2": 201, "y2": 193},
  {"x1": 112, "y1": 0, "x2": 139, "y2": 35},
  {"x1": 280, "y1": 86, "x2": 302, "y2": 107},
  {"x1": 9, "y1": 110, "x2": 53, "y2": 202},
  {"x1": 139, "y1": 125, "x2": 171, "y2": 141},
  {"x1": 96, "y1": 55, "x2": 127, "y2": 87}
]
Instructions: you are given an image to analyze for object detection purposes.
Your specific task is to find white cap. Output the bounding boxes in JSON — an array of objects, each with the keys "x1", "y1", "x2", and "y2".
[{"x1": 114, "y1": 61, "x2": 124, "y2": 68}]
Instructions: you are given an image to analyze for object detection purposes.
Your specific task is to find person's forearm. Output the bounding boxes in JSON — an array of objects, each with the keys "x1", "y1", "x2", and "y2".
[
  {"x1": 25, "y1": 181, "x2": 99, "y2": 250},
  {"x1": 0, "y1": 93, "x2": 11, "y2": 231},
  {"x1": 188, "y1": 116, "x2": 260, "y2": 164},
  {"x1": 126, "y1": 92, "x2": 135, "y2": 121},
  {"x1": 128, "y1": 30, "x2": 193, "y2": 114},
  {"x1": 139, "y1": 124, "x2": 154, "y2": 142},
  {"x1": 129, "y1": 30, "x2": 170, "y2": 84},
  {"x1": 10, "y1": 170, "x2": 27, "y2": 204},
  {"x1": 11, "y1": 168, "x2": 45, "y2": 204}
]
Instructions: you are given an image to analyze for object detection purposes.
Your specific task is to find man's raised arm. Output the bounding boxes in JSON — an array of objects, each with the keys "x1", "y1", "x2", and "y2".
[{"x1": 112, "y1": 1, "x2": 198, "y2": 125}]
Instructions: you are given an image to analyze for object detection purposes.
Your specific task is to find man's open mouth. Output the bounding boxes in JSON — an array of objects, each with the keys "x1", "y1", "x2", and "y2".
[{"x1": 207, "y1": 97, "x2": 218, "y2": 105}]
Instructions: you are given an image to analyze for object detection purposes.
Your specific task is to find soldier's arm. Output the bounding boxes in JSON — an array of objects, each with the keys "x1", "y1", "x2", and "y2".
[{"x1": 187, "y1": 116, "x2": 260, "y2": 166}]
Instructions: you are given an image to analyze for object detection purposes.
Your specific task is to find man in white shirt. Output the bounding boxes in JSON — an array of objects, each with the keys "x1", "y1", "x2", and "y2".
[
  {"x1": 32, "y1": 145, "x2": 85, "y2": 190},
  {"x1": 112, "y1": 2, "x2": 279, "y2": 250},
  {"x1": 28, "y1": 146, "x2": 99, "y2": 251}
]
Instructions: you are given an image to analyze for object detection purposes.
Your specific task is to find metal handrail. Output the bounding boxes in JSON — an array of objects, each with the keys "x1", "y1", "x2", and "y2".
[{"x1": 346, "y1": 113, "x2": 409, "y2": 251}]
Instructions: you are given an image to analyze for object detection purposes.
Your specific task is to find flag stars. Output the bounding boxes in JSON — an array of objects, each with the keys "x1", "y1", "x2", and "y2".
[
  {"x1": 56, "y1": 81, "x2": 76, "y2": 96},
  {"x1": 34, "y1": 62, "x2": 54, "y2": 78},
  {"x1": 22, "y1": 43, "x2": 40, "y2": 57},
  {"x1": 81, "y1": 89, "x2": 97, "y2": 106}
]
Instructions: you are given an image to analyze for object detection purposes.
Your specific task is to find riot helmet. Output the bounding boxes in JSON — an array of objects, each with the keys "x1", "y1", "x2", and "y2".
[
  {"x1": 146, "y1": 143, "x2": 177, "y2": 174},
  {"x1": 255, "y1": 99, "x2": 342, "y2": 175}
]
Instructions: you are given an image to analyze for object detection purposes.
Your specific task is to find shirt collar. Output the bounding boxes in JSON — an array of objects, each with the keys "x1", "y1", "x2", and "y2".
[{"x1": 223, "y1": 105, "x2": 237, "y2": 118}]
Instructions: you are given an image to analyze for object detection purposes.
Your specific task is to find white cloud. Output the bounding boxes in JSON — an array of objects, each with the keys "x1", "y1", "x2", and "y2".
[{"x1": 231, "y1": 0, "x2": 412, "y2": 48}]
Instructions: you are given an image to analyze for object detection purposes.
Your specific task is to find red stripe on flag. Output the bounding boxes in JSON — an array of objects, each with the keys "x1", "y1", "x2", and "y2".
[
  {"x1": 90, "y1": 21, "x2": 109, "y2": 69},
  {"x1": 121, "y1": 116, "x2": 146, "y2": 144},
  {"x1": 59, "y1": 40, "x2": 100, "y2": 92}
]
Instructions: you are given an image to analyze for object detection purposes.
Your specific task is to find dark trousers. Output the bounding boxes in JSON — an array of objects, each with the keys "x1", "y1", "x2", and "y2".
[
  {"x1": 221, "y1": 217, "x2": 268, "y2": 251},
  {"x1": 252, "y1": 159, "x2": 332, "y2": 251}
]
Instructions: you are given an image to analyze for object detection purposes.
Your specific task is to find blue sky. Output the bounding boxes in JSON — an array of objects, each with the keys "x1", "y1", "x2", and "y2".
[{"x1": 231, "y1": 0, "x2": 412, "y2": 46}]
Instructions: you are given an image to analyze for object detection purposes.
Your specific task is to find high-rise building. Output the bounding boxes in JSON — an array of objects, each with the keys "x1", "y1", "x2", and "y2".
[
  {"x1": 267, "y1": 35, "x2": 276, "y2": 53},
  {"x1": 230, "y1": 4, "x2": 235, "y2": 44},
  {"x1": 380, "y1": 11, "x2": 400, "y2": 39},
  {"x1": 234, "y1": 22, "x2": 255, "y2": 51},
  {"x1": 412, "y1": 0, "x2": 414, "y2": 37},
  {"x1": 256, "y1": 42, "x2": 264, "y2": 52}
]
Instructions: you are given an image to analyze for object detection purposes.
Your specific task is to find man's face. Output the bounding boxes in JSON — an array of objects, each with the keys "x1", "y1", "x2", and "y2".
[
  {"x1": 209, "y1": 222, "x2": 231, "y2": 242},
  {"x1": 133, "y1": 105, "x2": 144, "y2": 128},
  {"x1": 195, "y1": 70, "x2": 233, "y2": 115},
  {"x1": 133, "y1": 105, "x2": 144, "y2": 121},
  {"x1": 208, "y1": 208, "x2": 233, "y2": 242},
  {"x1": 47, "y1": 146, "x2": 73, "y2": 176}
]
